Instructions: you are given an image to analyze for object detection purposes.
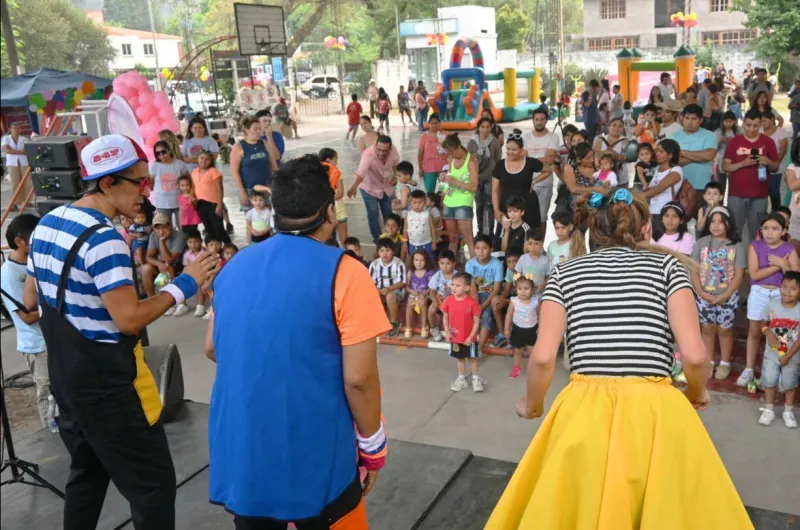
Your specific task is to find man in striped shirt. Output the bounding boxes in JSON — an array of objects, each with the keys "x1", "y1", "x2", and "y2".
[{"x1": 24, "y1": 135, "x2": 216, "y2": 530}]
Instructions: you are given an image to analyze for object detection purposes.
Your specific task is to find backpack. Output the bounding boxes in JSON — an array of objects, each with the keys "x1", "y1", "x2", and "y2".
[{"x1": 670, "y1": 175, "x2": 699, "y2": 222}]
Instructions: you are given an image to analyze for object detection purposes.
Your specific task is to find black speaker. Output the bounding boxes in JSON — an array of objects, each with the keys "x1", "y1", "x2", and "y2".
[
  {"x1": 31, "y1": 169, "x2": 86, "y2": 199},
  {"x1": 143, "y1": 344, "x2": 185, "y2": 423},
  {"x1": 36, "y1": 198, "x2": 72, "y2": 216},
  {"x1": 24, "y1": 135, "x2": 92, "y2": 170}
]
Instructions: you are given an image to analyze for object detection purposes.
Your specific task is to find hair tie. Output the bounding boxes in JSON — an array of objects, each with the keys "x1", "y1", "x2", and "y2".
[
  {"x1": 588, "y1": 192, "x2": 604, "y2": 208},
  {"x1": 708, "y1": 206, "x2": 730, "y2": 219},
  {"x1": 588, "y1": 188, "x2": 633, "y2": 209}
]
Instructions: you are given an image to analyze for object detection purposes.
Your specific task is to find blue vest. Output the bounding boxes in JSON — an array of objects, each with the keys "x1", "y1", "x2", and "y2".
[
  {"x1": 239, "y1": 139, "x2": 272, "y2": 190},
  {"x1": 208, "y1": 235, "x2": 355, "y2": 519}
]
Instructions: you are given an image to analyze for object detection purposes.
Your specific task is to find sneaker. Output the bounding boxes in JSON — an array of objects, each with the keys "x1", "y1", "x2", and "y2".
[
  {"x1": 472, "y1": 375, "x2": 486, "y2": 392},
  {"x1": 164, "y1": 306, "x2": 176, "y2": 316},
  {"x1": 173, "y1": 303, "x2": 189, "y2": 317},
  {"x1": 203, "y1": 310, "x2": 212, "y2": 321},
  {"x1": 388, "y1": 321, "x2": 402, "y2": 338},
  {"x1": 736, "y1": 368, "x2": 755, "y2": 388},
  {"x1": 194, "y1": 304, "x2": 206, "y2": 317},
  {"x1": 404, "y1": 328, "x2": 413, "y2": 339},
  {"x1": 714, "y1": 363, "x2": 731, "y2": 380},
  {"x1": 430, "y1": 328, "x2": 443, "y2": 341},
  {"x1": 420, "y1": 327, "x2": 429, "y2": 339},
  {"x1": 450, "y1": 376, "x2": 469, "y2": 392},
  {"x1": 492, "y1": 334, "x2": 508, "y2": 348},
  {"x1": 783, "y1": 410, "x2": 798, "y2": 429},
  {"x1": 509, "y1": 365, "x2": 522, "y2": 380},
  {"x1": 758, "y1": 407, "x2": 776, "y2": 426}
]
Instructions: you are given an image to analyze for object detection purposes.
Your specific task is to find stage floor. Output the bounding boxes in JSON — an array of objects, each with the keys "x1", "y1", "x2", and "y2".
[{"x1": 2, "y1": 401, "x2": 797, "y2": 529}]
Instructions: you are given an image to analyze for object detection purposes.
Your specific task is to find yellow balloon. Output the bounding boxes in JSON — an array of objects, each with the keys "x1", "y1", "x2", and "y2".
[
  {"x1": 676, "y1": 11, "x2": 684, "y2": 17},
  {"x1": 73, "y1": 89, "x2": 84, "y2": 104},
  {"x1": 687, "y1": 12, "x2": 697, "y2": 20}
]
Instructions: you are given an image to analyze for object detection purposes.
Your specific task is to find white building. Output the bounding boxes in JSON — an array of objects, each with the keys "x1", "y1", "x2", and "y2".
[
  {"x1": 401, "y1": 6, "x2": 497, "y2": 89},
  {"x1": 105, "y1": 26, "x2": 183, "y2": 73}
]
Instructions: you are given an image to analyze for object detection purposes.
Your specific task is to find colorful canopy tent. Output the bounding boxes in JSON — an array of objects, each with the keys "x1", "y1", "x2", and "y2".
[
  {"x1": 616, "y1": 47, "x2": 695, "y2": 104},
  {"x1": 0, "y1": 68, "x2": 112, "y2": 133}
]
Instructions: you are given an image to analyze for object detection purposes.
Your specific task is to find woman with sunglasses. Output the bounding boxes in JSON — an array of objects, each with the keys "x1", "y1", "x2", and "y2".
[
  {"x1": 22, "y1": 135, "x2": 217, "y2": 529},
  {"x1": 492, "y1": 131, "x2": 546, "y2": 247},
  {"x1": 150, "y1": 141, "x2": 190, "y2": 229}
]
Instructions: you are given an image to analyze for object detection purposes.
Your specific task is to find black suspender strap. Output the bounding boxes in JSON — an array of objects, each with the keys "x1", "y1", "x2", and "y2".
[{"x1": 55, "y1": 224, "x2": 106, "y2": 313}]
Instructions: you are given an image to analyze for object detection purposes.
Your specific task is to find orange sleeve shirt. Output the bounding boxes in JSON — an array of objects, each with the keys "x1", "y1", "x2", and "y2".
[{"x1": 335, "y1": 254, "x2": 392, "y2": 346}]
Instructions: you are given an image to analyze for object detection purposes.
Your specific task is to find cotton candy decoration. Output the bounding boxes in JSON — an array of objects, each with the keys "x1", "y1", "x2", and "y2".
[{"x1": 109, "y1": 71, "x2": 178, "y2": 162}]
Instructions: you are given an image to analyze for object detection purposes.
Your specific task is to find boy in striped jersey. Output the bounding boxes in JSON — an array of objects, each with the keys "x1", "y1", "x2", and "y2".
[{"x1": 369, "y1": 237, "x2": 407, "y2": 336}]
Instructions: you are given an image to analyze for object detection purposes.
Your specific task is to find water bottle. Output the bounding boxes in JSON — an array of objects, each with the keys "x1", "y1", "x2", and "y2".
[
  {"x1": 47, "y1": 395, "x2": 59, "y2": 433},
  {"x1": 758, "y1": 164, "x2": 767, "y2": 182}
]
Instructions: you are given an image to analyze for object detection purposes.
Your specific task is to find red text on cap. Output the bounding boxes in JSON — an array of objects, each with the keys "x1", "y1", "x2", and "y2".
[{"x1": 91, "y1": 147, "x2": 123, "y2": 166}]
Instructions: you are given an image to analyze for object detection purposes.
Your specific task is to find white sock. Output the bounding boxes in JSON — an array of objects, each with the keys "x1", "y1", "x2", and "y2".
[
  {"x1": 457, "y1": 375, "x2": 466, "y2": 380},
  {"x1": 785, "y1": 405, "x2": 794, "y2": 412},
  {"x1": 719, "y1": 361, "x2": 731, "y2": 366},
  {"x1": 765, "y1": 403, "x2": 774, "y2": 410}
]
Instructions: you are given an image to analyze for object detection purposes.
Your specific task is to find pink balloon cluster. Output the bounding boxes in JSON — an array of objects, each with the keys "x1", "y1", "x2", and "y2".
[{"x1": 111, "y1": 71, "x2": 179, "y2": 161}]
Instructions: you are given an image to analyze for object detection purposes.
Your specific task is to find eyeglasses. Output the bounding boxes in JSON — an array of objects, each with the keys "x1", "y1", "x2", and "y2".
[
  {"x1": 507, "y1": 133, "x2": 522, "y2": 140},
  {"x1": 156, "y1": 150, "x2": 169, "y2": 156},
  {"x1": 118, "y1": 175, "x2": 153, "y2": 194}
]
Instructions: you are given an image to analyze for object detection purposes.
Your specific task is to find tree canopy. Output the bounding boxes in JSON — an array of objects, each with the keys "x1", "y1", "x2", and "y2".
[
  {"x1": 733, "y1": 0, "x2": 800, "y2": 61},
  {"x1": 1, "y1": 0, "x2": 116, "y2": 77}
]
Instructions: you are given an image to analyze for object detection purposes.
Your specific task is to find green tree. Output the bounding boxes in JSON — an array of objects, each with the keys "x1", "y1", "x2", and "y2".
[
  {"x1": 103, "y1": 0, "x2": 157, "y2": 32},
  {"x1": 695, "y1": 40, "x2": 717, "y2": 68},
  {"x1": 496, "y1": 5, "x2": 529, "y2": 52},
  {"x1": 732, "y1": 0, "x2": 800, "y2": 61},
  {"x1": 2, "y1": 0, "x2": 116, "y2": 77}
]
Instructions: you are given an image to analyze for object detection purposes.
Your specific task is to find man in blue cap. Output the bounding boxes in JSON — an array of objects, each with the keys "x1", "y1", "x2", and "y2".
[{"x1": 24, "y1": 134, "x2": 217, "y2": 530}]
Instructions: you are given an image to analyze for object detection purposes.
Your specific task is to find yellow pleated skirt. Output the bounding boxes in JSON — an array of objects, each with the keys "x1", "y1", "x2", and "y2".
[{"x1": 485, "y1": 375, "x2": 754, "y2": 530}]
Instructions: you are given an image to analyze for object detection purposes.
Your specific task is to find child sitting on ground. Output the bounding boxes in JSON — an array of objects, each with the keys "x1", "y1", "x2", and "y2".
[
  {"x1": 369, "y1": 237, "x2": 407, "y2": 337},
  {"x1": 757, "y1": 271, "x2": 800, "y2": 429},
  {"x1": 178, "y1": 175, "x2": 202, "y2": 235},
  {"x1": 503, "y1": 273, "x2": 539, "y2": 380},
  {"x1": 593, "y1": 153, "x2": 618, "y2": 187},
  {"x1": 344, "y1": 237, "x2": 370, "y2": 267},
  {"x1": 380, "y1": 213, "x2": 406, "y2": 259},
  {"x1": 129, "y1": 211, "x2": 152, "y2": 265},
  {"x1": 634, "y1": 143, "x2": 658, "y2": 191},
  {"x1": 246, "y1": 190, "x2": 272, "y2": 243},
  {"x1": 500, "y1": 196, "x2": 531, "y2": 253},
  {"x1": 443, "y1": 272, "x2": 484, "y2": 393},
  {"x1": 466, "y1": 234, "x2": 504, "y2": 354},
  {"x1": 405, "y1": 250, "x2": 436, "y2": 339},
  {"x1": 428, "y1": 249, "x2": 457, "y2": 342},
  {"x1": 182, "y1": 228, "x2": 210, "y2": 317},
  {"x1": 515, "y1": 231, "x2": 549, "y2": 293},
  {"x1": 392, "y1": 161, "x2": 420, "y2": 216},
  {"x1": 320, "y1": 148, "x2": 348, "y2": 244},
  {"x1": 491, "y1": 246, "x2": 523, "y2": 348},
  {"x1": 0, "y1": 214, "x2": 51, "y2": 429},
  {"x1": 403, "y1": 189, "x2": 437, "y2": 265}
]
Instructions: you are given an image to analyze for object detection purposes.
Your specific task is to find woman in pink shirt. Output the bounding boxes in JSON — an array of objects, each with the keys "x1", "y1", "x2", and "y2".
[{"x1": 418, "y1": 114, "x2": 449, "y2": 193}]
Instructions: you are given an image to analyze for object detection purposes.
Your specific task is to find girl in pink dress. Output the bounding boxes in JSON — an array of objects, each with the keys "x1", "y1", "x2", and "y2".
[{"x1": 178, "y1": 175, "x2": 202, "y2": 234}]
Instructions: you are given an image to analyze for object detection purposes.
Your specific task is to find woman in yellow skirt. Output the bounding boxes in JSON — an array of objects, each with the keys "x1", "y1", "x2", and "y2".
[{"x1": 485, "y1": 188, "x2": 753, "y2": 530}]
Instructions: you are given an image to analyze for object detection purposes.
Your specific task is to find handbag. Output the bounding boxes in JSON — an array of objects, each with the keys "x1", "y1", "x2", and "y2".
[{"x1": 670, "y1": 171, "x2": 699, "y2": 221}]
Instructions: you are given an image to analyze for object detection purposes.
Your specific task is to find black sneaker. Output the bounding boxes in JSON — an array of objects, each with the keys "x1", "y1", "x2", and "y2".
[
  {"x1": 388, "y1": 321, "x2": 402, "y2": 337},
  {"x1": 226, "y1": 223, "x2": 234, "y2": 234}
]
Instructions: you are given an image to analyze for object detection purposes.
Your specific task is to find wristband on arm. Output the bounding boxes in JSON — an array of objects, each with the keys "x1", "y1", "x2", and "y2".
[
  {"x1": 357, "y1": 423, "x2": 387, "y2": 471},
  {"x1": 161, "y1": 274, "x2": 198, "y2": 305}
]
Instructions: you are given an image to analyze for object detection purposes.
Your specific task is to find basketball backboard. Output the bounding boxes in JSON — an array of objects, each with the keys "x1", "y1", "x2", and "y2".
[{"x1": 234, "y1": 4, "x2": 287, "y2": 56}]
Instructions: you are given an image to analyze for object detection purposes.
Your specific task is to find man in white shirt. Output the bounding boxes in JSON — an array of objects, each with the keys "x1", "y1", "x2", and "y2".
[
  {"x1": 1, "y1": 122, "x2": 31, "y2": 211},
  {"x1": 610, "y1": 84, "x2": 624, "y2": 120},
  {"x1": 657, "y1": 100, "x2": 683, "y2": 140},
  {"x1": 655, "y1": 73, "x2": 676, "y2": 100},
  {"x1": 522, "y1": 107, "x2": 559, "y2": 224}
]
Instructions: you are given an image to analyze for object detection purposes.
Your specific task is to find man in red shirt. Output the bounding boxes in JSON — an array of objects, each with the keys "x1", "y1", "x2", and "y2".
[
  {"x1": 346, "y1": 94, "x2": 363, "y2": 141},
  {"x1": 724, "y1": 108, "x2": 780, "y2": 246},
  {"x1": 442, "y1": 272, "x2": 483, "y2": 392}
]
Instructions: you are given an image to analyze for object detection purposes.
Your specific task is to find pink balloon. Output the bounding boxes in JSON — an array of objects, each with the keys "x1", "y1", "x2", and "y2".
[
  {"x1": 158, "y1": 106, "x2": 174, "y2": 122},
  {"x1": 138, "y1": 92, "x2": 154, "y2": 108},
  {"x1": 127, "y1": 95, "x2": 140, "y2": 109},
  {"x1": 152, "y1": 92, "x2": 169, "y2": 107},
  {"x1": 135, "y1": 106, "x2": 153, "y2": 123}
]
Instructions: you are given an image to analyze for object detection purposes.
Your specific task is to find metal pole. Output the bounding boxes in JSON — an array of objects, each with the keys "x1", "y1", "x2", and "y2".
[
  {"x1": 1, "y1": 0, "x2": 22, "y2": 75},
  {"x1": 558, "y1": 0, "x2": 565, "y2": 78},
  {"x1": 394, "y1": 6, "x2": 402, "y2": 57},
  {"x1": 146, "y1": 0, "x2": 162, "y2": 91}
]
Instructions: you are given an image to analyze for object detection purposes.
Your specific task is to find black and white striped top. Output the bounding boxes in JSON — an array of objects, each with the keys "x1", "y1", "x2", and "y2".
[{"x1": 542, "y1": 247, "x2": 692, "y2": 378}]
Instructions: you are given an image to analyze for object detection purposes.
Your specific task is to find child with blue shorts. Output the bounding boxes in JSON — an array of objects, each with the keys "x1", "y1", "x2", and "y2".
[{"x1": 465, "y1": 234, "x2": 504, "y2": 355}]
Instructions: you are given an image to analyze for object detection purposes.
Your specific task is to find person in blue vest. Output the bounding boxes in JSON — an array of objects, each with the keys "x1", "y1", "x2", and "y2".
[
  {"x1": 205, "y1": 154, "x2": 390, "y2": 529},
  {"x1": 230, "y1": 115, "x2": 280, "y2": 212},
  {"x1": 256, "y1": 109, "x2": 285, "y2": 164}
]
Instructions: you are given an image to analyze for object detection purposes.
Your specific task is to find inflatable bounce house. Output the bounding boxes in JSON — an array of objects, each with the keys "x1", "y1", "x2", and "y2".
[
  {"x1": 428, "y1": 38, "x2": 543, "y2": 130},
  {"x1": 616, "y1": 45, "x2": 695, "y2": 104}
]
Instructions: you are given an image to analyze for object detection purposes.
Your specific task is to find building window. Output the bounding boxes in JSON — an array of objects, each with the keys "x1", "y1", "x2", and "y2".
[
  {"x1": 588, "y1": 35, "x2": 639, "y2": 51},
  {"x1": 654, "y1": 0, "x2": 685, "y2": 28},
  {"x1": 700, "y1": 29, "x2": 758, "y2": 45},
  {"x1": 709, "y1": 0, "x2": 731, "y2": 12},
  {"x1": 121, "y1": 44, "x2": 132, "y2": 56},
  {"x1": 143, "y1": 43, "x2": 154, "y2": 56},
  {"x1": 600, "y1": 0, "x2": 626, "y2": 19},
  {"x1": 656, "y1": 33, "x2": 678, "y2": 47}
]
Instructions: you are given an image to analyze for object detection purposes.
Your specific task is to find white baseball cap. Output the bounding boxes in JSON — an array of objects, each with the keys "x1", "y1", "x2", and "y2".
[{"x1": 80, "y1": 134, "x2": 148, "y2": 181}]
